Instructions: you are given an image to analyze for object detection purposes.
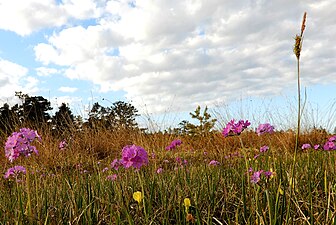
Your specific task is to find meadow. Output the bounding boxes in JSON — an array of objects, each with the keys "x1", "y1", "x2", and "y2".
[
  {"x1": 1, "y1": 11, "x2": 336, "y2": 225},
  {"x1": 0, "y1": 117, "x2": 335, "y2": 224}
]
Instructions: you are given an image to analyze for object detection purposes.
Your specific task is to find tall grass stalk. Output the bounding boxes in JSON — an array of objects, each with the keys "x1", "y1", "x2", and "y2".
[{"x1": 286, "y1": 11, "x2": 307, "y2": 224}]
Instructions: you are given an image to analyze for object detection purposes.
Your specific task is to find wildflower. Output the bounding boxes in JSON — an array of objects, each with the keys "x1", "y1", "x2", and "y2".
[
  {"x1": 250, "y1": 170, "x2": 263, "y2": 184},
  {"x1": 264, "y1": 170, "x2": 275, "y2": 179},
  {"x1": 133, "y1": 191, "x2": 143, "y2": 204},
  {"x1": 209, "y1": 160, "x2": 220, "y2": 166},
  {"x1": 111, "y1": 159, "x2": 122, "y2": 170},
  {"x1": 106, "y1": 174, "x2": 117, "y2": 181},
  {"x1": 121, "y1": 145, "x2": 149, "y2": 169},
  {"x1": 58, "y1": 139, "x2": 68, "y2": 150},
  {"x1": 301, "y1": 143, "x2": 311, "y2": 150},
  {"x1": 323, "y1": 136, "x2": 336, "y2": 151},
  {"x1": 184, "y1": 198, "x2": 191, "y2": 213},
  {"x1": 256, "y1": 123, "x2": 274, "y2": 135},
  {"x1": 166, "y1": 139, "x2": 182, "y2": 151},
  {"x1": 314, "y1": 144, "x2": 320, "y2": 150},
  {"x1": 253, "y1": 154, "x2": 260, "y2": 159},
  {"x1": 222, "y1": 119, "x2": 250, "y2": 137},
  {"x1": 260, "y1": 145, "x2": 269, "y2": 153},
  {"x1": 5, "y1": 128, "x2": 41, "y2": 162},
  {"x1": 4, "y1": 166, "x2": 26, "y2": 181},
  {"x1": 102, "y1": 167, "x2": 109, "y2": 173},
  {"x1": 329, "y1": 136, "x2": 336, "y2": 142},
  {"x1": 324, "y1": 141, "x2": 336, "y2": 151},
  {"x1": 156, "y1": 167, "x2": 163, "y2": 174}
]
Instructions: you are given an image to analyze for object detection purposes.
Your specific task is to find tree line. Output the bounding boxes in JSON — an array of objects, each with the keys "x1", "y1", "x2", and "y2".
[{"x1": 0, "y1": 92, "x2": 140, "y2": 136}]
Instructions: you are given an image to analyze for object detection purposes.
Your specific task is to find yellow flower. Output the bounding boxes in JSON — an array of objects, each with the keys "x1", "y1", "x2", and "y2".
[
  {"x1": 133, "y1": 191, "x2": 143, "y2": 204},
  {"x1": 184, "y1": 198, "x2": 191, "y2": 213}
]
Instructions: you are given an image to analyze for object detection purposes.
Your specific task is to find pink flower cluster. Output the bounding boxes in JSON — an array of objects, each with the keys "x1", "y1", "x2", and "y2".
[
  {"x1": 165, "y1": 139, "x2": 182, "y2": 151},
  {"x1": 121, "y1": 145, "x2": 149, "y2": 169},
  {"x1": 249, "y1": 169, "x2": 274, "y2": 184},
  {"x1": 222, "y1": 119, "x2": 251, "y2": 137},
  {"x1": 5, "y1": 128, "x2": 42, "y2": 162},
  {"x1": 324, "y1": 136, "x2": 336, "y2": 151},
  {"x1": 256, "y1": 123, "x2": 275, "y2": 135},
  {"x1": 4, "y1": 165, "x2": 26, "y2": 182}
]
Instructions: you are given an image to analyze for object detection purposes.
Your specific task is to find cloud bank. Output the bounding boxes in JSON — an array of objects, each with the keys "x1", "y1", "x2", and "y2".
[{"x1": 1, "y1": 0, "x2": 336, "y2": 114}]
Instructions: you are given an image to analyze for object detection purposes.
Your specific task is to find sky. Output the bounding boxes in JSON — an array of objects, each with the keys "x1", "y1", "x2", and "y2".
[{"x1": 0, "y1": 0, "x2": 335, "y2": 130}]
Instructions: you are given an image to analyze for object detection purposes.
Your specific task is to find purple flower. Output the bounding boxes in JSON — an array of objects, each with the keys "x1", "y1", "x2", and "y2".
[
  {"x1": 106, "y1": 174, "x2": 117, "y2": 181},
  {"x1": 314, "y1": 144, "x2": 320, "y2": 150},
  {"x1": 329, "y1": 136, "x2": 336, "y2": 142},
  {"x1": 156, "y1": 167, "x2": 163, "y2": 174},
  {"x1": 4, "y1": 166, "x2": 26, "y2": 181},
  {"x1": 324, "y1": 141, "x2": 336, "y2": 151},
  {"x1": 253, "y1": 154, "x2": 260, "y2": 159},
  {"x1": 5, "y1": 128, "x2": 41, "y2": 162},
  {"x1": 301, "y1": 143, "x2": 311, "y2": 150},
  {"x1": 323, "y1": 136, "x2": 336, "y2": 151},
  {"x1": 264, "y1": 170, "x2": 274, "y2": 179},
  {"x1": 256, "y1": 123, "x2": 275, "y2": 136},
  {"x1": 59, "y1": 139, "x2": 68, "y2": 150},
  {"x1": 102, "y1": 167, "x2": 109, "y2": 173},
  {"x1": 209, "y1": 160, "x2": 220, "y2": 166},
  {"x1": 222, "y1": 119, "x2": 250, "y2": 137},
  {"x1": 121, "y1": 145, "x2": 149, "y2": 169},
  {"x1": 260, "y1": 145, "x2": 269, "y2": 153},
  {"x1": 166, "y1": 139, "x2": 182, "y2": 151},
  {"x1": 250, "y1": 170, "x2": 263, "y2": 184},
  {"x1": 111, "y1": 159, "x2": 123, "y2": 170}
]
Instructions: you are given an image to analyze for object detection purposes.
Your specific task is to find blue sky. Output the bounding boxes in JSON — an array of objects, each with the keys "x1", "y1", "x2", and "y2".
[{"x1": 0, "y1": 0, "x2": 335, "y2": 130}]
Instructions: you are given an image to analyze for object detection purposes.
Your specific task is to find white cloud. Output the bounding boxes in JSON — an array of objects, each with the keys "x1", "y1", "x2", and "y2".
[
  {"x1": 36, "y1": 67, "x2": 59, "y2": 77},
  {"x1": 58, "y1": 86, "x2": 78, "y2": 93},
  {"x1": 0, "y1": 59, "x2": 38, "y2": 104},
  {"x1": 28, "y1": 0, "x2": 336, "y2": 114},
  {"x1": 0, "y1": 0, "x2": 106, "y2": 36}
]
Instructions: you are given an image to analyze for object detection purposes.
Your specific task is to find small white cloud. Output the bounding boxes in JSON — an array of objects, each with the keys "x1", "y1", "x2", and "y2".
[
  {"x1": 58, "y1": 86, "x2": 78, "y2": 93},
  {"x1": 36, "y1": 67, "x2": 59, "y2": 77}
]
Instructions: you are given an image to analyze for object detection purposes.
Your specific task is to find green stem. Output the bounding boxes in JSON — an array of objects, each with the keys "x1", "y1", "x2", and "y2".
[{"x1": 137, "y1": 171, "x2": 148, "y2": 224}]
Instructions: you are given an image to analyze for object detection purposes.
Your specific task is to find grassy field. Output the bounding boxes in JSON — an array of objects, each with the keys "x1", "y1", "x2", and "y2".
[
  {"x1": 1, "y1": 11, "x2": 335, "y2": 225},
  {"x1": 0, "y1": 121, "x2": 336, "y2": 224}
]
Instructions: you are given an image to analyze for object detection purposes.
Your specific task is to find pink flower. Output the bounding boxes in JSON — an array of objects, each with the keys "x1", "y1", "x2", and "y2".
[
  {"x1": 5, "y1": 128, "x2": 41, "y2": 162},
  {"x1": 166, "y1": 139, "x2": 182, "y2": 151},
  {"x1": 111, "y1": 159, "x2": 123, "y2": 170},
  {"x1": 222, "y1": 119, "x2": 250, "y2": 137},
  {"x1": 59, "y1": 139, "x2": 68, "y2": 150},
  {"x1": 260, "y1": 145, "x2": 269, "y2": 153},
  {"x1": 301, "y1": 143, "x2": 311, "y2": 150},
  {"x1": 156, "y1": 167, "x2": 163, "y2": 174},
  {"x1": 251, "y1": 170, "x2": 263, "y2": 184},
  {"x1": 121, "y1": 145, "x2": 149, "y2": 169},
  {"x1": 256, "y1": 123, "x2": 274, "y2": 135},
  {"x1": 209, "y1": 160, "x2": 220, "y2": 166},
  {"x1": 106, "y1": 174, "x2": 117, "y2": 181},
  {"x1": 4, "y1": 166, "x2": 26, "y2": 181}
]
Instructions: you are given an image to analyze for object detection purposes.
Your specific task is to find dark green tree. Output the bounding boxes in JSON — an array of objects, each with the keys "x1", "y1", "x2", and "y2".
[
  {"x1": 15, "y1": 92, "x2": 52, "y2": 125},
  {"x1": 87, "y1": 101, "x2": 139, "y2": 130},
  {"x1": 52, "y1": 103, "x2": 75, "y2": 133},
  {"x1": 109, "y1": 101, "x2": 139, "y2": 130},
  {"x1": 0, "y1": 103, "x2": 19, "y2": 135}
]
